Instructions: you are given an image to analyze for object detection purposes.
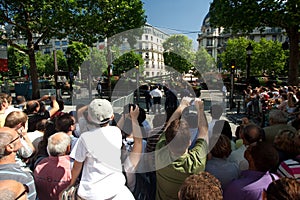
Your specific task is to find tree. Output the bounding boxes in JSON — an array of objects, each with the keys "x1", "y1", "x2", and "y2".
[
  {"x1": 195, "y1": 47, "x2": 216, "y2": 73},
  {"x1": 219, "y1": 37, "x2": 287, "y2": 76},
  {"x1": 0, "y1": 0, "x2": 146, "y2": 99},
  {"x1": 66, "y1": 42, "x2": 90, "y2": 76},
  {"x1": 44, "y1": 50, "x2": 67, "y2": 75},
  {"x1": 82, "y1": 47, "x2": 107, "y2": 80},
  {"x1": 162, "y1": 35, "x2": 195, "y2": 73},
  {"x1": 7, "y1": 46, "x2": 28, "y2": 77},
  {"x1": 209, "y1": 0, "x2": 300, "y2": 85},
  {"x1": 112, "y1": 50, "x2": 144, "y2": 75}
]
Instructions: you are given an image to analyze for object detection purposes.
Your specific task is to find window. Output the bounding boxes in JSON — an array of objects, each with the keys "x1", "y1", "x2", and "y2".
[
  {"x1": 62, "y1": 40, "x2": 68, "y2": 46},
  {"x1": 55, "y1": 41, "x2": 60, "y2": 46},
  {"x1": 145, "y1": 35, "x2": 148, "y2": 40}
]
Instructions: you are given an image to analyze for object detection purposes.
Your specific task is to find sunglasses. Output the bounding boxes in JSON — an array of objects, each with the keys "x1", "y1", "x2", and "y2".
[{"x1": 15, "y1": 184, "x2": 29, "y2": 200}]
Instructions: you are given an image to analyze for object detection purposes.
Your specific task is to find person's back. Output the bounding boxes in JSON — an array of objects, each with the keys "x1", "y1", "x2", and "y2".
[
  {"x1": 34, "y1": 132, "x2": 72, "y2": 200},
  {"x1": 155, "y1": 98, "x2": 208, "y2": 200},
  {"x1": 224, "y1": 142, "x2": 279, "y2": 200},
  {"x1": 68, "y1": 99, "x2": 134, "y2": 199},
  {"x1": 228, "y1": 124, "x2": 264, "y2": 171},
  {"x1": 263, "y1": 110, "x2": 296, "y2": 144},
  {"x1": 205, "y1": 135, "x2": 239, "y2": 189}
]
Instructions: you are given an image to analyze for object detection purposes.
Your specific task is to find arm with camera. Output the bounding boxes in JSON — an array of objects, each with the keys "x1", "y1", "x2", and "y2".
[
  {"x1": 164, "y1": 96, "x2": 191, "y2": 131},
  {"x1": 47, "y1": 95, "x2": 59, "y2": 117},
  {"x1": 128, "y1": 105, "x2": 143, "y2": 169},
  {"x1": 195, "y1": 98, "x2": 208, "y2": 143}
]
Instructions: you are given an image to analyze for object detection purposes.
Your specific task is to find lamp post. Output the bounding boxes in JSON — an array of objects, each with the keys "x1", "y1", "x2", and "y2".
[
  {"x1": 135, "y1": 60, "x2": 140, "y2": 104},
  {"x1": 246, "y1": 43, "x2": 253, "y2": 81},
  {"x1": 66, "y1": 49, "x2": 73, "y2": 96}
]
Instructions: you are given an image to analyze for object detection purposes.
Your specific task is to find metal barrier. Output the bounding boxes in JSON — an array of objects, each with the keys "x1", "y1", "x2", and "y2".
[{"x1": 111, "y1": 92, "x2": 134, "y2": 114}]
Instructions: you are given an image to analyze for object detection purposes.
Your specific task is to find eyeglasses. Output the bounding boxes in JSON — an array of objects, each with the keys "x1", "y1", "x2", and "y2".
[
  {"x1": 7, "y1": 134, "x2": 21, "y2": 145},
  {"x1": 15, "y1": 184, "x2": 29, "y2": 200}
]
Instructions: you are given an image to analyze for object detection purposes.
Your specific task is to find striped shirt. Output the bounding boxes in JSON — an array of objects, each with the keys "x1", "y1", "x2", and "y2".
[
  {"x1": 277, "y1": 156, "x2": 300, "y2": 181},
  {"x1": 0, "y1": 163, "x2": 36, "y2": 200}
]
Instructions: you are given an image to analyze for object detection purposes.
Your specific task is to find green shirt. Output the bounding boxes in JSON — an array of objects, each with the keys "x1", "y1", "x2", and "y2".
[{"x1": 155, "y1": 134, "x2": 208, "y2": 200}]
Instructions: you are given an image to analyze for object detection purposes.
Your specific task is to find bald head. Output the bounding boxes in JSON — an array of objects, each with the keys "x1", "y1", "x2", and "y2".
[
  {"x1": 0, "y1": 127, "x2": 21, "y2": 159},
  {"x1": 47, "y1": 132, "x2": 71, "y2": 156},
  {"x1": 0, "y1": 180, "x2": 28, "y2": 200}
]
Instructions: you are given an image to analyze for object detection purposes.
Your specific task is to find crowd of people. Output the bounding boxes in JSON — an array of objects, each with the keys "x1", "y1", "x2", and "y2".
[{"x1": 0, "y1": 81, "x2": 299, "y2": 200}]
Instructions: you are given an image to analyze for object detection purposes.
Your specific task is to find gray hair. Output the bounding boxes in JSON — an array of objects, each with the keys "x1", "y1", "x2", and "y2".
[
  {"x1": 269, "y1": 110, "x2": 288, "y2": 124},
  {"x1": 47, "y1": 132, "x2": 71, "y2": 156},
  {"x1": 0, "y1": 132, "x2": 13, "y2": 159}
]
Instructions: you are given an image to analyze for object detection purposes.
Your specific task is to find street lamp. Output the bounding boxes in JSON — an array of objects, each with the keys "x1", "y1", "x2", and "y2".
[
  {"x1": 135, "y1": 60, "x2": 140, "y2": 104},
  {"x1": 246, "y1": 43, "x2": 253, "y2": 81},
  {"x1": 65, "y1": 49, "x2": 73, "y2": 95}
]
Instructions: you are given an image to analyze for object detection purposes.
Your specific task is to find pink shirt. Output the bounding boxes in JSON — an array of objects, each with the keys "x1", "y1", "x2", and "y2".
[{"x1": 34, "y1": 155, "x2": 72, "y2": 200}]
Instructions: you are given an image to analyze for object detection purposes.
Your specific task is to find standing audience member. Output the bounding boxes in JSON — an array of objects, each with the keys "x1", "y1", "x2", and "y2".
[
  {"x1": 117, "y1": 105, "x2": 145, "y2": 197},
  {"x1": 144, "y1": 85, "x2": 152, "y2": 113},
  {"x1": 0, "y1": 96, "x2": 8, "y2": 127},
  {"x1": 15, "y1": 95, "x2": 26, "y2": 110},
  {"x1": 164, "y1": 85, "x2": 178, "y2": 121},
  {"x1": 155, "y1": 97, "x2": 208, "y2": 200},
  {"x1": 208, "y1": 104, "x2": 224, "y2": 140},
  {"x1": 178, "y1": 171, "x2": 223, "y2": 200},
  {"x1": 34, "y1": 132, "x2": 72, "y2": 200},
  {"x1": 224, "y1": 142, "x2": 279, "y2": 200},
  {"x1": 55, "y1": 113, "x2": 77, "y2": 150},
  {"x1": 96, "y1": 79, "x2": 102, "y2": 98},
  {"x1": 25, "y1": 95, "x2": 59, "y2": 132},
  {"x1": 0, "y1": 127, "x2": 36, "y2": 200},
  {"x1": 66, "y1": 99, "x2": 134, "y2": 199},
  {"x1": 263, "y1": 177, "x2": 300, "y2": 200},
  {"x1": 31, "y1": 120, "x2": 57, "y2": 169},
  {"x1": 27, "y1": 119, "x2": 47, "y2": 151},
  {"x1": 76, "y1": 104, "x2": 98, "y2": 134},
  {"x1": 150, "y1": 85, "x2": 163, "y2": 114},
  {"x1": 276, "y1": 130, "x2": 300, "y2": 180},
  {"x1": 4, "y1": 111, "x2": 35, "y2": 170},
  {"x1": 49, "y1": 99, "x2": 66, "y2": 121},
  {"x1": 0, "y1": 179, "x2": 29, "y2": 200},
  {"x1": 205, "y1": 134, "x2": 239, "y2": 189},
  {"x1": 263, "y1": 110, "x2": 296, "y2": 144},
  {"x1": 272, "y1": 130, "x2": 300, "y2": 168},
  {"x1": 228, "y1": 124, "x2": 264, "y2": 170}
]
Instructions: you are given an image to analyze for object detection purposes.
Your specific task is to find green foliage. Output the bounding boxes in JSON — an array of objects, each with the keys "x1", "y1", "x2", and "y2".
[
  {"x1": 0, "y1": 0, "x2": 146, "y2": 98},
  {"x1": 82, "y1": 47, "x2": 107, "y2": 78},
  {"x1": 67, "y1": 41, "x2": 90, "y2": 75},
  {"x1": 195, "y1": 47, "x2": 216, "y2": 73},
  {"x1": 112, "y1": 50, "x2": 144, "y2": 75},
  {"x1": 219, "y1": 37, "x2": 287, "y2": 76},
  {"x1": 209, "y1": 0, "x2": 300, "y2": 85},
  {"x1": 7, "y1": 46, "x2": 28, "y2": 76},
  {"x1": 162, "y1": 35, "x2": 195, "y2": 73},
  {"x1": 44, "y1": 50, "x2": 67, "y2": 75}
]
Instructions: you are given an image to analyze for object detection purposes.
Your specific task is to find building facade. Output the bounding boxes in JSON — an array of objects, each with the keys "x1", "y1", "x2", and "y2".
[
  {"x1": 197, "y1": 13, "x2": 286, "y2": 62},
  {"x1": 134, "y1": 24, "x2": 169, "y2": 77}
]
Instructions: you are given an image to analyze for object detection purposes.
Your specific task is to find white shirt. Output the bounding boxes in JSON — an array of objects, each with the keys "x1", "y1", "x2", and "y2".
[
  {"x1": 150, "y1": 88, "x2": 163, "y2": 97},
  {"x1": 71, "y1": 126, "x2": 134, "y2": 200},
  {"x1": 228, "y1": 145, "x2": 249, "y2": 171}
]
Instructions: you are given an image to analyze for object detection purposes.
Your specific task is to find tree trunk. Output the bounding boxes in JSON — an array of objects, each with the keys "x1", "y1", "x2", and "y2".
[
  {"x1": 287, "y1": 26, "x2": 300, "y2": 86},
  {"x1": 28, "y1": 49, "x2": 39, "y2": 99}
]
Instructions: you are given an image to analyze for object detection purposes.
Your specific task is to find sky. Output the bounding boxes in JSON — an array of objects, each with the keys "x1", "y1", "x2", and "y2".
[{"x1": 143, "y1": 0, "x2": 212, "y2": 48}]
